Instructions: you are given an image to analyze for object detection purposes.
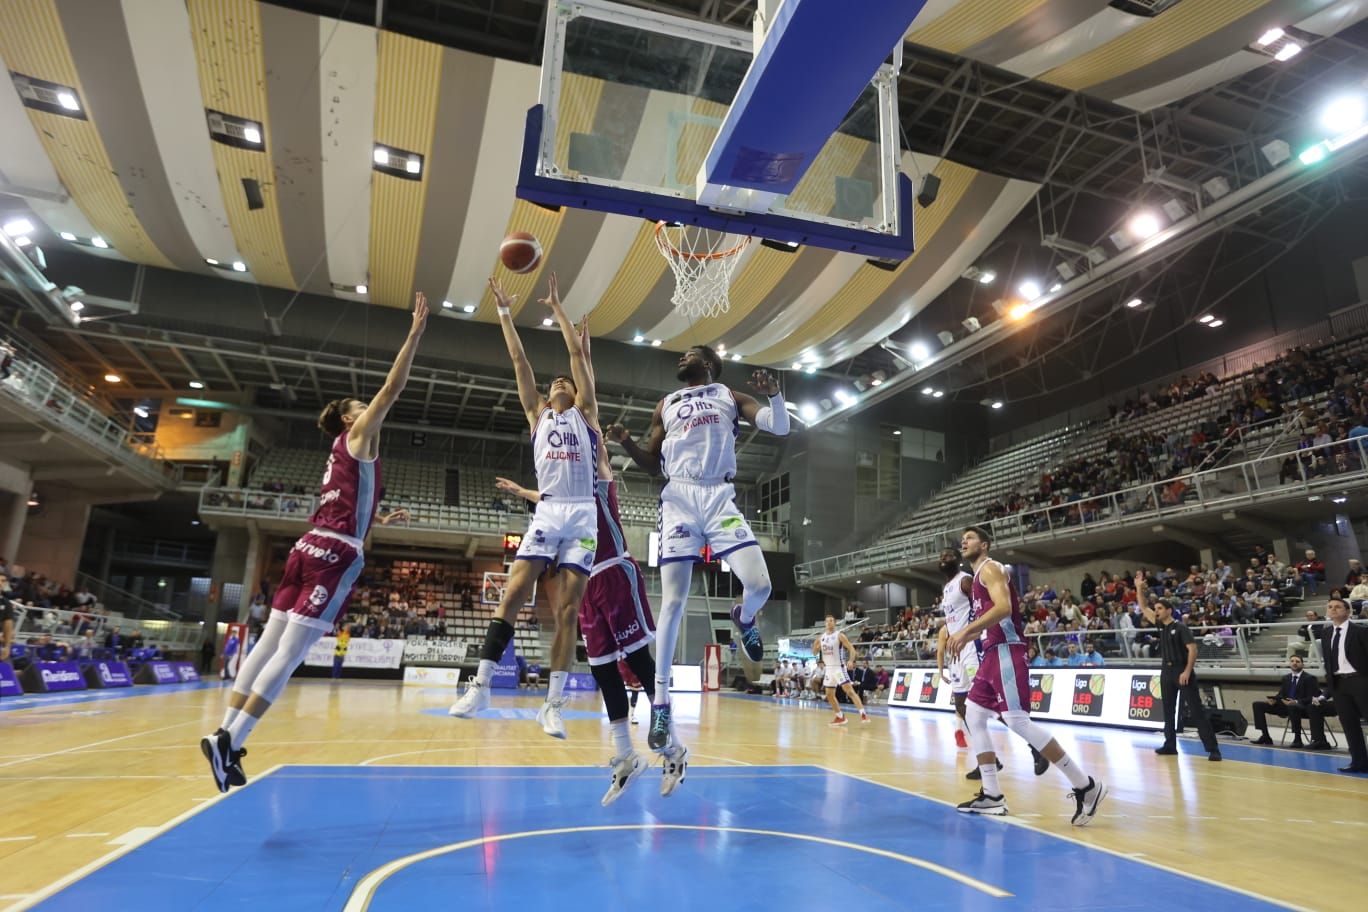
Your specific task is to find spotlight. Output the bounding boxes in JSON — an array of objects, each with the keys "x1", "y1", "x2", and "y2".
[
  {"x1": 69, "y1": 300, "x2": 84, "y2": 313},
  {"x1": 1274, "y1": 42, "x2": 1302, "y2": 62},
  {"x1": 651, "y1": 340, "x2": 662, "y2": 347},
  {"x1": 133, "y1": 406, "x2": 149, "y2": 418},
  {"x1": 14, "y1": 236, "x2": 30, "y2": 248},
  {"x1": 991, "y1": 401, "x2": 1004, "y2": 410},
  {"x1": 232, "y1": 261, "x2": 247, "y2": 272},
  {"x1": 441, "y1": 300, "x2": 454, "y2": 309},
  {"x1": 730, "y1": 353, "x2": 742, "y2": 362},
  {"x1": 373, "y1": 147, "x2": 389, "y2": 165},
  {"x1": 1049, "y1": 282, "x2": 1062, "y2": 293},
  {"x1": 189, "y1": 380, "x2": 205, "y2": 389},
  {"x1": 799, "y1": 402, "x2": 818, "y2": 421},
  {"x1": 804, "y1": 365, "x2": 816, "y2": 375},
  {"x1": 834, "y1": 389, "x2": 853, "y2": 405},
  {"x1": 355, "y1": 284, "x2": 367, "y2": 294},
  {"x1": 921, "y1": 387, "x2": 933, "y2": 395},
  {"x1": 978, "y1": 270, "x2": 996, "y2": 285},
  {"x1": 58, "y1": 231, "x2": 76, "y2": 241},
  {"x1": 104, "y1": 373, "x2": 121, "y2": 383},
  {"x1": 1256, "y1": 27, "x2": 1284, "y2": 47},
  {"x1": 1125, "y1": 297, "x2": 1143, "y2": 308},
  {"x1": 870, "y1": 377, "x2": 883, "y2": 387},
  {"x1": 3, "y1": 218, "x2": 34, "y2": 237},
  {"x1": 462, "y1": 304, "x2": 476, "y2": 314},
  {"x1": 1321, "y1": 95, "x2": 1366, "y2": 137},
  {"x1": 633, "y1": 334, "x2": 645, "y2": 343},
  {"x1": 1018, "y1": 279, "x2": 1042, "y2": 300},
  {"x1": 1209, "y1": 319, "x2": 1224, "y2": 328},
  {"x1": 909, "y1": 341, "x2": 930, "y2": 361},
  {"x1": 1299, "y1": 144, "x2": 1327, "y2": 165},
  {"x1": 205, "y1": 258, "x2": 219, "y2": 266},
  {"x1": 1198, "y1": 314, "x2": 1214, "y2": 323},
  {"x1": 1008, "y1": 303, "x2": 1032, "y2": 321},
  {"x1": 931, "y1": 390, "x2": 944, "y2": 398},
  {"x1": 91, "y1": 236, "x2": 108, "y2": 248},
  {"x1": 892, "y1": 429, "x2": 901, "y2": 436},
  {"x1": 542, "y1": 317, "x2": 554, "y2": 327},
  {"x1": 242, "y1": 125, "x2": 262, "y2": 145},
  {"x1": 1129, "y1": 211, "x2": 1161, "y2": 240}
]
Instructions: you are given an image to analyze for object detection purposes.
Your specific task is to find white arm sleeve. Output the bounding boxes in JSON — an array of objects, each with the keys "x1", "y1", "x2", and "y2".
[{"x1": 753, "y1": 393, "x2": 790, "y2": 436}]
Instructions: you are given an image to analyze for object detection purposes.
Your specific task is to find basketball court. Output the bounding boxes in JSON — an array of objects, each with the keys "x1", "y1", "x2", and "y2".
[{"x1": 2, "y1": 682, "x2": 1364, "y2": 911}]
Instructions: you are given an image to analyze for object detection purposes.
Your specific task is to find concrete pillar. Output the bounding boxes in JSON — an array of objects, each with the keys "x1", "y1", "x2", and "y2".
[
  {"x1": 96, "y1": 524, "x2": 117, "y2": 582},
  {"x1": 1271, "y1": 537, "x2": 1293, "y2": 566},
  {"x1": 238, "y1": 525, "x2": 266, "y2": 621},
  {"x1": 207, "y1": 526, "x2": 250, "y2": 631},
  {"x1": 15, "y1": 484, "x2": 94, "y2": 583},
  {"x1": 0, "y1": 490, "x2": 28, "y2": 562},
  {"x1": 1199, "y1": 547, "x2": 1216, "y2": 570}
]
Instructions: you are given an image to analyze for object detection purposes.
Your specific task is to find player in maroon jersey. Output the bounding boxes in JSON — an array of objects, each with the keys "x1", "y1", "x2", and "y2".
[
  {"x1": 200, "y1": 292, "x2": 429, "y2": 792},
  {"x1": 948, "y1": 525, "x2": 1107, "y2": 825}
]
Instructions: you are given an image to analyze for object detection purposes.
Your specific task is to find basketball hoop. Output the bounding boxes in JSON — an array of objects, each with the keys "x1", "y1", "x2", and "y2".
[{"x1": 654, "y1": 222, "x2": 750, "y2": 320}]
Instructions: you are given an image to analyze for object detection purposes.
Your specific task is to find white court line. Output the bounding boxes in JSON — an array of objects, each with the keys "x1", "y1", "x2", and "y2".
[
  {"x1": 63, "y1": 833, "x2": 109, "y2": 839},
  {"x1": 0, "y1": 721, "x2": 199, "y2": 769},
  {"x1": 1, "y1": 764, "x2": 284, "y2": 912},
  {"x1": 813, "y1": 765, "x2": 1317, "y2": 912},
  {"x1": 0, "y1": 836, "x2": 36, "y2": 843}
]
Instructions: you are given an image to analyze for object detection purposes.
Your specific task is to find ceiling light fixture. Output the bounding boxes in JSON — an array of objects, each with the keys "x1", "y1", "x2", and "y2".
[
  {"x1": 462, "y1": 304, "x2": 476, "y2": 314},
  {"x1": 1256, "y1": 27, "x2": 1284, "y2": 47},
  {"x1": 1274, "y1": 42, "x2": 1302, "y2": 62},
  {"x1": 90, "y1": 236, "x2": 108, "y2": 249},
  {"x1": 3, "y1": 218, "x2": 34, "y2": 237}
]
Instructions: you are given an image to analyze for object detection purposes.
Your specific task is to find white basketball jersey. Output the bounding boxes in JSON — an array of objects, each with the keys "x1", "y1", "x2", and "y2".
[
  {"x1": 531, "y1": 406, "x2": 597, "y2": 500},
  {"x1": 941, "y1": 572, "x2": 973, "y2": 635},
  {"x1": 660, "y1": 383, "x2": 740, "y2": 482},
  {"x1": 819, "y1": 631, "x2": 845, "y2": 666}
]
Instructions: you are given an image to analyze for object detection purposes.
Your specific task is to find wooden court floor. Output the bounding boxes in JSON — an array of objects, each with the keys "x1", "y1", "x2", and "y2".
[{"x1": 1, "y1": 680, "x2": 1365, "y2": 911}]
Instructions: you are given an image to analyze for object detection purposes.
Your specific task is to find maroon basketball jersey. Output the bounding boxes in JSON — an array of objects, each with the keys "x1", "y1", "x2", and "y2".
[
  {"x1": 970, "y1": 559, "x2": 1025, "y2": 648},
  {"x1": 594, "y1": 479, "x2": 627, "y2": 562},
  {"x1": 309, "y1": 433, "x2": 382, "y2": 541}
]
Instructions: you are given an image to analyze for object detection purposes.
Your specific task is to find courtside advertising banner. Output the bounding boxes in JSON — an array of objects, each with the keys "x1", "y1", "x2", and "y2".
[
  {"x1": 0, "y1": 661, "x2": 24, "y2": 696},
  {"x1": 95, "y1": 661, "x2": 133, "y2": 688},
  {"x1": 38, "y1": 661, "x2": 87, "y2": 692},
  {"x1": 174, "y1": 662, "x2": 201, "y2": 682},
  {"x1": 886, "y1": 665, "x2": 1163, "y2": 731},
  {"x1": 402, "y1": 638, "x2": 469, "y2": 666},
  {"x1": 403, "y1": 666, "x2": 463, "y2": 687},
  {"x1": 149, "y1": 661, "x2": 179, "y2": 684},
  {"x1": 304, "y1": 637, "x2": 403, "y2": 670}
]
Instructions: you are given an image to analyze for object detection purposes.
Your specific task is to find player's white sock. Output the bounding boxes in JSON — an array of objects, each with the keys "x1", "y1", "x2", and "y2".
[
  {"x1": 227, "y1": 712, "x2": 259, "y2": 751},
  {"x1": 475, "y1": 659, "x2": 497, "y2": 686},
  {"x1": 1053, "y1": 753, "x2": 1090, "y2": 789},
  {"x1": 548, "y1": 670, "x2": 568, "y2": 701},
  {"x1": 726, "y1": 546, "x2": 772, "y2": 624},
  {"x1": 610, "y1": 719, "x2": 631, "y2": 757},
  {"x1": 220, "y1": 707, "x2": 240, "y2": 731},
  {"x1": 977, "y1": 761, "x2": 1001, "y2": 795}
]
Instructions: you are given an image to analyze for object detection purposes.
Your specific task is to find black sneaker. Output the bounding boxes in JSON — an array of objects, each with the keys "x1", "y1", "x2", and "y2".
[
  {"x1": 965, "y1": 759, "x2": 1004, "y2": 781},
  {"x1": 730, "y1": 605, "x2": 764, "y2": 664},
  {"x1": 1252, "y1": 734, "x2": 1273, "y2": 746},
  {"x1": 957, "y1": 789, "x2": 1007, "y2": 815},
  {"x1": 648, "y1": 702, "x2": 673, "y2": 752},
  {"x1": 1070, "y1": 777, "x2": 1107, "y2": 827},
  {"x1": 200, "y1": 729, "x2": 232, "y2": 793},
  {"x1": 1032, "y1": 746, "x2": 1050, "y2": 776},
  {"x1": 227, "y1": 746, "x2": 248, "y2": 787},
  {"x1": 1208, "y1": 750, "x2": 1222, "y2": 762},
  {"x1": 1154, "y1": 744, "x2": 1178, "y2": 756}
]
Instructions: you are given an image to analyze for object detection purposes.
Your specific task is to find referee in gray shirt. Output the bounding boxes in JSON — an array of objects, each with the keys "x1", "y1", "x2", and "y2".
[{"x1": 1135, "y1": 572, "x2": 1222, "y2": 761}]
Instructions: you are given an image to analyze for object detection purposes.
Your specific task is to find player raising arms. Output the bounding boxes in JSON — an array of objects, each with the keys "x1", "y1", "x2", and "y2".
[
  {"x1": 948, "y1": 525, "x2": 1106, "y2": 825},
  {"x1": 492, "y1": 319, "x2": 686, "y2": 802},
  {"x1": 607, "y1": 349, "x2": 789, "y2": 753},
  {"x1": 449, "y1": 274, "x2": 599, "y2": 739},
  {"x1": 200, "y1": 292, "x2": 428, "y2": 792},
  {"x1": 814, "y1": 615, "x2": 869, "y2": 726}
]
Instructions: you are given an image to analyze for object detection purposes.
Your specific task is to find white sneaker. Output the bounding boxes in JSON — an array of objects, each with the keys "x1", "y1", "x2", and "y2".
[
  {"x1": 537, "y1": 698, "x2": 567, "y2": 739},
  {"x1": 601, "y1": 752, "x2": 647, "y2": 807},
  {"x1": 1070, "y1": 777, "x2": 1108, "y2": 827},
  {"x1": 660, "y1": 744, "x2": 689, "y2": 797},
  {"x1": 448, "y1": 681, "x2": 490, "y2": 717}
]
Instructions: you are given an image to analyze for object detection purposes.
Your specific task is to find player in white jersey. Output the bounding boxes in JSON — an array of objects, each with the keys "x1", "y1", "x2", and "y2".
[
  {"x1": 450, "y1": 274, "x2": 599, "y2": 738},
  {"x1": 813, "y1": 615, "x2": 869, "y2": 726},
  {"x1": 607, "y1": 346, "x2": 789, "y2": 752}
]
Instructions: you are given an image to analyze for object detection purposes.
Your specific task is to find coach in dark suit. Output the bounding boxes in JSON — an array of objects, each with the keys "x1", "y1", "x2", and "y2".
[
  {"x1": 1321, "y1": 598, "x2": 1368, "y2": 773},
  {"x1": 1250, "y1": 656, "x2": 1320, "y2": 746}
]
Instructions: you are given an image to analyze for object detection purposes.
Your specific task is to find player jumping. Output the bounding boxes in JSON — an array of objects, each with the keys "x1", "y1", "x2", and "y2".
[
  {"x1": 607, "y1": 348, "x2": 789, "y2": 754},
  {"x1": 200, "y1": 292, "x2": 427, "y2": 792},
  {"x1": 449, "y1": 274, "x2": 599, "y2": 739},
  {"x1": 949, "y1": 526, "x2": 1106, "y2": 825}
]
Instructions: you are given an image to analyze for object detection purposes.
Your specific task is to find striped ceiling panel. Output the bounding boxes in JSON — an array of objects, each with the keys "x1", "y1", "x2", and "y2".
[
  {"x1": 4, "y1": 0, "x2": 1365, "y2": 372},
  {"x1": 368, "y1": 30, "x2": 443, "y2": 309},
  {"x1": 186, "y1": 0, "x2": 296, "y2": 289},
  {"x1": 0, "y1": 0, "x2": 172, "y2": 267}
]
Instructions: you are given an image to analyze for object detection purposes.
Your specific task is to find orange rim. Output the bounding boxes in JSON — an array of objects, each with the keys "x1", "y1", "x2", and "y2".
[{"x1": 655, "y1": 221, "x2": 751, "y2": 261}]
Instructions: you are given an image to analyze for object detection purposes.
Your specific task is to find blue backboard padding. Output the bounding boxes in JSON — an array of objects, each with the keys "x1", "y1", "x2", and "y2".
[
  {"x1": 517, "y1": 106, "x2": 914, "y2": 260},
  {"x1": 700, "y1": 0, "x2": 927, "y2": 195}
]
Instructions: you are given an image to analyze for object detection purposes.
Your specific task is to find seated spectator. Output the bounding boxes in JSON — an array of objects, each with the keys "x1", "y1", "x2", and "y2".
[
  {"x1": 1080, "y1": 641, "x2": 1105, "y2": 666},
  {"x1": 874, "y1": 665, "x2": 889, "y2": 699},
  {"x1": 1295, "y1": 549, "x2": 1325, "y2": 595}
]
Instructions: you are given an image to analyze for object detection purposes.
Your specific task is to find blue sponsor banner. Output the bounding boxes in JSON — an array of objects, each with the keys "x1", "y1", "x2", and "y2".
[
  {"x1": 173, "y1": 662, "x2": 201, "y2": 683},
  {"x1": 93, "y1": 660, "x2": 133, "y2": 688},
  {"x1": 491, "y1": 640, "x2": 520, "y2": 689},
  {"x1": 0, "y1": 661, "x2": 21, "y2": 696},
  {"x1": 149, "y1": 661, "x2": 178, "y2": 684},
  {"x1": 39, "y1": 661, "x2": 87, "y2": 692},
  {"x1": 564, "y1": 672, "x2": 597, "y2": 692}
]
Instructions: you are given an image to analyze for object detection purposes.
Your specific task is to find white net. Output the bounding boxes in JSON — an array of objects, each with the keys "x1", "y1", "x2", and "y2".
[{"x1": 654, "y1": 222, "x2": 751, "y2": 320}]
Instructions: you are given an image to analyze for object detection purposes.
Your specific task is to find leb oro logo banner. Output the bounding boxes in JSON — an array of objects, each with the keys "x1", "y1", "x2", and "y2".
[
  {"x1": 1128, "y1": 674, "x2": 1163, "y2": 721},
  {"x1": 1029, "y1": 672, "x2": 1054, "y2": 713},
  {"x1": 1071, "y1": 673, "x2": 1106, "y2": 717}
]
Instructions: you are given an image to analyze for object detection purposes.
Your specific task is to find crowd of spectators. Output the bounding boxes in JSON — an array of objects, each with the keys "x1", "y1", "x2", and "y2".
[{"x1": 972, "y1": 344, "x2": 1368, "y2": 532}]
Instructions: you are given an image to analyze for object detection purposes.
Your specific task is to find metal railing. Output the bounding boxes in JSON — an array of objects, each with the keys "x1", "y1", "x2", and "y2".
[
  {"x1": 793, "y1": 619, "x2": 1353, "y2": 675},
  {"x1": 796, "y1": 434, "x2": 1368, "y2": 585},
  {"x1": 7, "y1": 603, "x2": 202, "y2": 652},
  {"x1": 74, "y1": 571, "x2": 182, "y2": 621},
  {"x1": 199, "y1": 486, "x2": 790, "y2": 541},
  {"x1": 0, "y1": 354, "x2": 172, "y2": 486}
]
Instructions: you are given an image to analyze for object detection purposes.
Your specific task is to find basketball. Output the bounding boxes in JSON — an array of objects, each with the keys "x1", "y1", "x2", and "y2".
[{"x1": 499, "y1": 231, "x2": 542, "y2": 274}]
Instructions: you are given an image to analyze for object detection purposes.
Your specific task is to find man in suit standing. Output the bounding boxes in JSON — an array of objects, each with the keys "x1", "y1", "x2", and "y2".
[
  {"x1": 1321, "y1": 598, "x2": 1368, "y2": 773},
  {"x1": 1250, "y1": 656, "x2": 1319, "y2": 747}
]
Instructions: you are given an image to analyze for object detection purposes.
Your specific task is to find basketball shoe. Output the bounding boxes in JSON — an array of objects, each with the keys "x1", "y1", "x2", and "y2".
[
  {"x1": 660, "y1": 744, "x2": 689, "y2": 797},
  {"x1": 955, "y1": 729, "x2": 969, "y2": 749},
  {"x1": 730, "y1": 604, "x2": 764, "y2": 664},
  {"x1": 1032, "y1": 745, "x2": 1050, "y2": 776},
  {"x1": 860, "y1": 711, "x2": 870, "y2": 723},
  {"x1": 830, "y1": 714, "x2": 848, "y2": 726},
  {"x1": 648, "y1": 702, "x2": 674, "y2": 751},
  {"x1": 448, "y1": 680, "x2": 490, "y2": 717},
  {"x1": 1070, "y1": 777, "x2": 1107, "y2": 827},
  {"x1": 965, "y1": 759, "x2": 1003, "y2": 780},
  {"x1": 537, "y1": 698, "x2": 567, "y2": 739},
  {"x1": 200, "y1": 729, "x2": 244, "y2": 793},
  {"x1": 601, "y1": 752, "x2": 647, "y2": 807},
  {"x1": 958, "y1": 790, "x2": 1008, "y2": 815}
]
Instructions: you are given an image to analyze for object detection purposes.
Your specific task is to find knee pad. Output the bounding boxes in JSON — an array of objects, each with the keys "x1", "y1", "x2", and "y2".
[{"x1": 1002, "y1": 709, "x2": 1054, "y2": 752}]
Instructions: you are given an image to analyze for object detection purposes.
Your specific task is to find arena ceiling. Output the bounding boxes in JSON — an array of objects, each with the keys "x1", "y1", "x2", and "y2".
[{"x1": 4, "y1": 0, "x2": 1367, "y2": 377}]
